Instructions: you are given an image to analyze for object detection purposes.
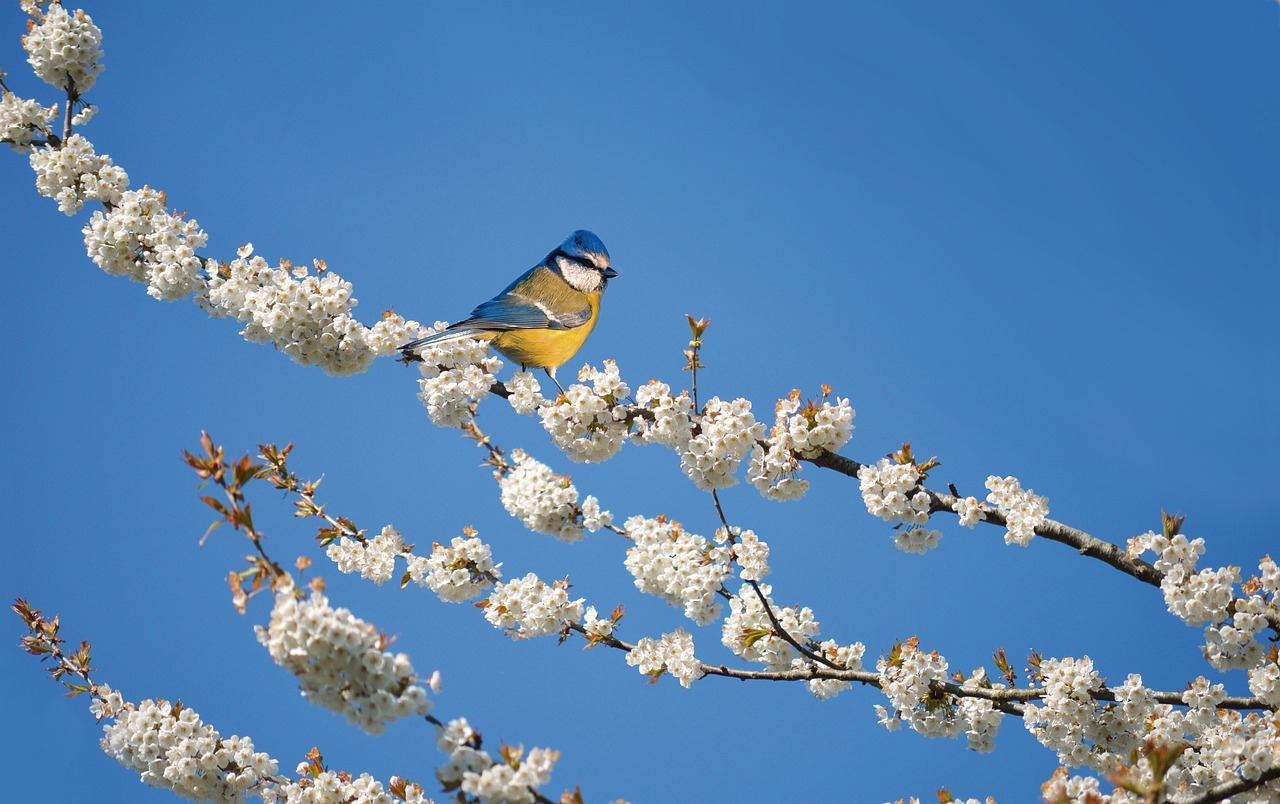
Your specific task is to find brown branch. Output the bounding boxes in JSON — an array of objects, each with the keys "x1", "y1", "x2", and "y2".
[
  {"x1": 564, "y1": 625, "x2": 1271, "y2": 715},
  {"x1": 1180, "y1": 763, "x2": 1280, "y2": 804},
  {"x1": 804, "y1": 450, "x2": 1164, "y2": 587}
]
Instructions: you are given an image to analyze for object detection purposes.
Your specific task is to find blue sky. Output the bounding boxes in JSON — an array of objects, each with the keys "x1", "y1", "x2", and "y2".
[{"x1": 2, "y1": 2, "x2": 1277, "y2": 801}]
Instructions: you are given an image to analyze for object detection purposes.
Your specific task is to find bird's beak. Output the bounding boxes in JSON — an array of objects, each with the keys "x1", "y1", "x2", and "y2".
[{"x1": 603, "y1": 266, "x2": 619, "y2": 278}]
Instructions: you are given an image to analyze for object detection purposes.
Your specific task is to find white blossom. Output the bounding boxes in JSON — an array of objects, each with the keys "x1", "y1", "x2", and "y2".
[
  {"x1": 721, "y1": 583, "x2": 820, "y2": 671},
  {"x1": 405, "y1": 534, "x2": 500, "y2": 602},
  {"x1": 483, "y1": 573, "x2": 584, "y2": 639},
  {"x1": 1128, "y1": 530, "x2": 1264, "y2": 669},
  {"x1": 23, "y1": 5, "x2": 103, "y2": 92},
  {"x1": 877, "y1": 641, "x2": 965, "y2": 739},
  {"x1": 679, "y1": 396, "x2": 766, "y2": 490},
  {"x1": 858, "y1": 458, "x2": 930, "y2": 525},
  {"x1": 893, "y1": 527, "x2": 942, "y2": 554},
  {"x1": 1247, "y1": 661, "x2": 1280, "y2": 708},
  {"x1": 364, "y1": 310, "x2": 428, "y2": 357},
  {"x1": 70, "y1": 102, "x2": 97, "y2": 126},
  {"x1": 205, "y1": 253, "x2": 423, "y2": 376},
  {"x1": 81, "y1": 186, "x2": 210, "y2": 302},
  {"x1": 0, "y1": 90, "x2": 57, "y2": 152},
  {"x1": 1022, "y1": 656, "x2": 1106, "y2": 768},
  {"x1": 259, "y1": 771, "x2": 423, "y2": 804},
  {"x1": 626, "y1": 628, "x2": 704, "y2": 688},
  {"x1": 255, "y1": 580, "x2": 433, "y2": 734},
  {"x1": 504, "y1": 370, "x2": 544, "y2": 415},
  {"x1": 1260, "y1": 555, "x2": 1279, "y2": 596},
  {"x1": 746, "y1": 391, "x2": 854, "y2": 501},
  {"x1": 99, "y1": 695, "x2": 278, "y2": 802},
  {"x1": 579, "y1": 495, "x2": 613, "y2": 532},
  {"x1": 326, "y1": 525, "x2": 403, "y2": 585},
  {"x1": 498, "y1": 449, "x2": 587, "y2": 542},
  {"x1": 747, "y1": 442, "x2": 809, "y2": 501},
  {"x1": 727, "y1": 527, "x2": 771, "y2": 581},
  {"x1": 624, "y1": 515, "x2": 731, "y2": 624},
  {"x1": 88, "y1": 684, "x2": 125, "y2": 720},
  {"x1": 984, "y1": 475, "x2": 1049, "y2": 546},
  {"x1": 952, "y1": 496, "x2": 985, "y2": 528},
  {"x1": 537, "y1": 361, "x2": 630, "y2": 462},
  {"x1": 30, "y1": 133, "x2": 126, "y2": 214},
  {"x1": 630, "y1": 380, "x2": 694, "y2": 449},
  {"x1": 408, "y1": 322, "x2": 501, "y2": 419},
  {"x1": 582, "y1": 605, "x2": 614, "y2": 638},
  {"x1": 770, "y1": 390, "x2": 855, "y2": 458},
  {"x1": 435, "y1": 718, "x2": 558, "y2": 804},
  {"x1": 805, "y1": 640, "x2": 865, "y2": 701}
]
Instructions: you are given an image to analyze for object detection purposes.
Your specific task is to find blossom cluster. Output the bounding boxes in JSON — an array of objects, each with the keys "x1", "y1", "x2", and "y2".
[
  {"x1": 679, "y1": 396, "x2": 767, "y2": 490},
  {"x1": 630, "y1": 380, "x2": 694, "y2": 448},
  {"x1": 876, "y1": 641, "x2": 1004, "y2": 749},
  {"x1": 82, "y1": 186, "x2": 210, "y2": 301},
  {"x1": 746, "y1": 439, "x2": 808, "y2": 501},
  {"x1": 0, "y1": 90, "x2": 57, "y2": 151},
  {"x1": 857, "y1": 458, "x2": 942, "y2": 552},
  {"x1": 261, "y1": 770, "x2": 428, "y2": 804},
  {"x1": 747, "y1": 391, "x2": 855, "y2": 501},
  {"x1": 1127, "y1": 531, "x2": 1270, "y2": 670},
  {"x1": 1021, "y1": 656, "x2": 1111, "y2": 768},
  {"x1": 29, "y1": 133, "x2": 125, "y2": 214},
  {"x1": 582, "y1": 605, "x2": 615, "y2": 639},
  {"x1": 1250, "y1": 656, "x2": 1280, "y2": 709},
  {"x1": 405, "y1": 533, "x2": 501, "y2": 603},
  {"x1": 436, "y1": 718, "x2": 559, "y2": 803},
  {"x1": 858, "y1": 458, "x2": 930, "y2": 524},
  {"x1": 720, "y1": 526, "x2": 770, "y2": 581},
  {"x1": 22, "y1": 4, "x2": 103, "y2": 92},
  {"x1": 503, "y1": 370, "x2": 544, "y2": 415},
  {"x1": 805, "y1": 639, "x2": 867, "y2": 701},
  {"x1": 952, "y1": 495, "x2": 986, "y2": 528},
  {"x1": 95, "y1": 688, "x2": 278, "y2": 802},
  {"x1": 625, "y1": 628, "x2": 704, "y2": 688},
  {"x1": 406, "y1": 322, "x2": 502, "y2": 425},
  {"x1": 623, "y1": 515, "x2": 731, "y2": 625},
  {"x1": 205, "y1": 247, "x2": 423, "y2": 376},
  {"x1": 498, "y1": 449, "x2": 606, "y2": 542},
  {"x1": 326, "y1": 525, "x2": 404, "y2": 585},
  {"x1": 255, "y1": 581, "x2": 433, "y2": 734},
  {"x1": 482, "y1": 572, "x2": 585, "y2": 639},
  {"x1": 721, "y1": 582, "x2": 821, "y2": 672},
  {"x1": 536, "y1": 360, "x2": 630, "y2": 462},
  {"x1": 984, "y1": 475, "x2": 1049, "y2": 546},
  {"x1": 1025, "y1": 668, "x2": 1280, "y2": 798}
]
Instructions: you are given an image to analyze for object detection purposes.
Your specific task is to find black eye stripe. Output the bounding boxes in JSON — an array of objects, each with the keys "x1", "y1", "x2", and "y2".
[{"x1": 549, "y1": 248, "x2": 608, "y2": 272}]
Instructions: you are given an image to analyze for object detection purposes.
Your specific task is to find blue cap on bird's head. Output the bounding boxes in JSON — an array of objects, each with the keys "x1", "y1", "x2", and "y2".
[{"x1": 561, "y1": 229, "x2": 610, "y2": 265}]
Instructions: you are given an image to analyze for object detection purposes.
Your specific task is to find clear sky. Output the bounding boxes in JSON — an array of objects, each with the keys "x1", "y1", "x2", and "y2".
[{"x1": 2, "y1": 2, "x2": 1277, "y2": 801}]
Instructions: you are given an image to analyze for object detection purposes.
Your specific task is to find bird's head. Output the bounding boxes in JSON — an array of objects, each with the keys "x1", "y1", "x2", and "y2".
[{"x1": 549, "y1": 230, "x2": 617, "y2": 292}]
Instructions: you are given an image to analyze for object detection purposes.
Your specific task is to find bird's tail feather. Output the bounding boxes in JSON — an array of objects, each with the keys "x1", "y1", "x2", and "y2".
[{"x1": 398, "y1": 327, "x2": 486, "y2": 354}]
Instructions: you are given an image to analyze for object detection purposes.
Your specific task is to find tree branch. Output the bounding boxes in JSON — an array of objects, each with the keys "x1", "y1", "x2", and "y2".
[{"x1": 1180, "y1": 763, "x2": 1280, "y2": 804}]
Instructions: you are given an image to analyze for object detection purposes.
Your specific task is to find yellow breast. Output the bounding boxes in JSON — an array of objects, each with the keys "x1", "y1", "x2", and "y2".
[{"x1": 490, "y1": 293, "x2": 601, "y2": 370}]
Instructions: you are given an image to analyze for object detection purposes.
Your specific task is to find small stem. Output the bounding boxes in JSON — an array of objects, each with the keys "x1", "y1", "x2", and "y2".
[
  {"x1": 710, "y1": 489, "x2": 841, "y2": 671},
  {"x1": 61, "y1": 80, "x2": 76, "y2": 143}
]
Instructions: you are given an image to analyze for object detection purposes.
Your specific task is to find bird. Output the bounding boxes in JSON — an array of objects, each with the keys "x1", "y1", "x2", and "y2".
[{"x1": 399, "y1": 230, "x2": 617, "y2": 391}]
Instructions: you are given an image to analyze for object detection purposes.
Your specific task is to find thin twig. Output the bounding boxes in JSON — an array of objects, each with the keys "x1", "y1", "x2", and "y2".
[
  {"x1": 710, "y1": 489, "x2": 841, "y2": 671},
  {"x1": 61, "y1": 80, "x2": 76, "y2": 143}
]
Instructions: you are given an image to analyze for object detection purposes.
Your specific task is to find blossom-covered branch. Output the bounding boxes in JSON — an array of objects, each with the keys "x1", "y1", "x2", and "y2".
[{"x1": 8, "y1": 3, "x2": 1279, "y2": 801}]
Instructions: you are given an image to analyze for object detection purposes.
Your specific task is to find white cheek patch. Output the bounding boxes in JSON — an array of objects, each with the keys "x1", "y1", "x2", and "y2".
[{"x1": 556, "y1": 257, "x2": 604, "y2": 293}]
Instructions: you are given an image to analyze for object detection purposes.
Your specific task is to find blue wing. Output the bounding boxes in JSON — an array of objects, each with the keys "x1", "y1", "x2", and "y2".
[{"x1": 458, "y1": 266, "x2": 592, "y2": 331}]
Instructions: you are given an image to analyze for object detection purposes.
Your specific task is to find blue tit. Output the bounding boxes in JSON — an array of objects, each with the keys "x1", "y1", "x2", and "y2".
[{"x1": 399, "y1": 230, "x2": 617, "y2": 390}]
